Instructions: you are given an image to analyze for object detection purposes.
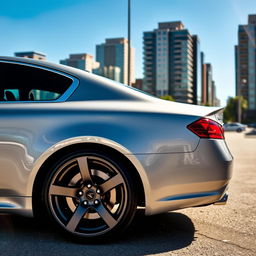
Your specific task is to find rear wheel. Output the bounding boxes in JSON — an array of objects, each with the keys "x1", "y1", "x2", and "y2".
[{"x1": 42, "y1": 150, "x2": 137, "y2": 241}]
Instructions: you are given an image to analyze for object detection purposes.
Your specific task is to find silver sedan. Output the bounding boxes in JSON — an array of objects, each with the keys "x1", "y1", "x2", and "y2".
[
  {"x1": 0, "y1": 56, "x2": 233, "y2": 241},
  {"x1": 224, "y1": 122, "x2": 246, "y2": 132}
]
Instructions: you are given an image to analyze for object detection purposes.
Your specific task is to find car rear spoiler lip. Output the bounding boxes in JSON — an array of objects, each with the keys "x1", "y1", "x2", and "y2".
[{"x1": 205, "y1": 107, "x2": 225, "y2": 117}]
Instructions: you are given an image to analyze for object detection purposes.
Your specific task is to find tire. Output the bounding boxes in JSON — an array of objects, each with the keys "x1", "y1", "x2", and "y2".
[
  {"x1": 236, "y1": 128, "x2": 242, "y2": 133},
  {"x1": 41, "y1": 149, "x2": 137, "y2": 241}
]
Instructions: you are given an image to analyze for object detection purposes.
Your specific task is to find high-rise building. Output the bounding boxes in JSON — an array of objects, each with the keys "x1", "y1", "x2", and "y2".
[
  {"x1": 60, "y1": 53, "x2": 99, "y2": 73},
  {"x1": 201, "y1": 52, "x2": 207, "y2": 105},
  {"x1": 211, "y1": 80, "x2": 220, "y2": 106},
  {"x1": 95, "y1": 38, "x2": 135, "y2": 84},
  {"x1": 15, "y1": 51, "x2": 46, "y2": 60},
  {"x1": 142, "y1": 21, "x2": 200, "y2": 104},
  {"x1": 94, "y1": 66, "x2": 121, "y2": 82},
  {"x1": 235, "y1": 14, "x2": 256, "y2": 120},
  {"x1": 193, "y1": 35, "x2": 201, "y2": 105},
  {"x1": 205, "y1": 63, "x2": 213, "y2": 105},
  {"x1": 200, "y1": 53, "x2": 219, "y2": 106},
  {"x1": 143, "y1": 31, "x2": 156, "y2": 95}
]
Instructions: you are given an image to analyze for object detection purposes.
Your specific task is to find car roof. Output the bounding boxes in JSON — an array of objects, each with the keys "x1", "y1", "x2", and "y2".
[
  {"x1": 0, "y1": 56, "x2": 156, "y2": 102},
  {"x1": 0, "y1": 56, "x2": 224, "y2": 118}
]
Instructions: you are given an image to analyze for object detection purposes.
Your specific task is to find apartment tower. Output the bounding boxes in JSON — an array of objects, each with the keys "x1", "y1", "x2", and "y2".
[
  {"x1": 142, "y1": 21, "x2": 199, "y2": 104},
  {"x1": 235, "y1": 14, "x2": 256, "y2": 120}
]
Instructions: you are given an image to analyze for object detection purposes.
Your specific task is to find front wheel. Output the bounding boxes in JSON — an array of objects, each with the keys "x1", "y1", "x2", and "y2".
[{"x1": 42, "y1": 150, "x2": 137, "y2": 241}]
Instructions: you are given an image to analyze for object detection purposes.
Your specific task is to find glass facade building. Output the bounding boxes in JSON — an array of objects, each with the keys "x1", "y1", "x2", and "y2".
[{"x1": 95, "y1": 38, "x2": 135, "y2": 84}]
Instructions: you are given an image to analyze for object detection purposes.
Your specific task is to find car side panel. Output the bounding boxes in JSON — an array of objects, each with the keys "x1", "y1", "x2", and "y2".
[{"x1": 0, "y1": 105, "x2": 199, "y2": 199}]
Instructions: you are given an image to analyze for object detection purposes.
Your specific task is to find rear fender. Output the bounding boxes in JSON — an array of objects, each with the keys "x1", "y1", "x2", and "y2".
[{"x1": 27, "y1": 136, "x2": 150, "y2": 206}]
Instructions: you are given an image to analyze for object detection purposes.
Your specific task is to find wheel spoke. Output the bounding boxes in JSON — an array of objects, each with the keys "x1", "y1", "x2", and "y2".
[
  {"x1": 95, "y1": 203, "x2": 117, "y2": 228},
  {"x1": 100, "y1": 174, "x2": 123, "y2": 194},
  {"x1": 49, "y1": 185, "x2": 77, "y2": 197},
  {"x1": 66, "y1": 204, "x2": 88, "y2": 232},
  {"x1": 77, "y1": 157, "x2": 92, "y2": 183}
]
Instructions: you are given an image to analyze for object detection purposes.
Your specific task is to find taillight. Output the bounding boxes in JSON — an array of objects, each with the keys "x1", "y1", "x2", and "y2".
[{"x1": 187, "y1": 118, "x2": 224, "y2": 139}]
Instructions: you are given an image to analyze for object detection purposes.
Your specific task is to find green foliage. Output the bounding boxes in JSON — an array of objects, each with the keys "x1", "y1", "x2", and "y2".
[
  {"x1": 223, "y1": 96, "x2": 248, "y2": 123},
  {"x1": 160, "y1": 95, "x2": 175, "y2": 101}
]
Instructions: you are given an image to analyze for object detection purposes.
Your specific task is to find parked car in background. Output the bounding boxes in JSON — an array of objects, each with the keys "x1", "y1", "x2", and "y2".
[
  {"x1": 248, "y1": 123, "x2": 256, "y2": 128},
  {"x1": 223, "y1": 123, "x2": 246, "y2": 132},
  {"x1": 0, "y1": 56, "x2": 233, "y2": 241}
]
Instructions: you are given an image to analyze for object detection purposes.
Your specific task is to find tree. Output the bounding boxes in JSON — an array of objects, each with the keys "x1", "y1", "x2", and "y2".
[
  {"x1": 223, "y1": 96, "x2": 247, "y2": 123},
  {"x1": 160, "y1": 95, "x2": 175, "y2": 101}
]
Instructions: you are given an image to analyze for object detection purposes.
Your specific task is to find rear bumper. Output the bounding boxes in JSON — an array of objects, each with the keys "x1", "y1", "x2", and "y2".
[{"x1": 136, "y1": 138, "x2": 233, "y2": 215}]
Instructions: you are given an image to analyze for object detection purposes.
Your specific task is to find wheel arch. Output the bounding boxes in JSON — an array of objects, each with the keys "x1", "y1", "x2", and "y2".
[{"x1": 30, "y1": 136, "x2": 149, "y2": 214}]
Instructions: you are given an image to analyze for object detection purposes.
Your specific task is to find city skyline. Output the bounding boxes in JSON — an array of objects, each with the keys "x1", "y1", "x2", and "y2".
[{"x1": 0, "y1": 0, "x2": 255, "y2": 106}]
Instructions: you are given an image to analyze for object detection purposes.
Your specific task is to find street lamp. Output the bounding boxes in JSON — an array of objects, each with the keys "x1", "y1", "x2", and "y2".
[{"x1": 127, "y1": 0, "x2": 131, "y2": 86}]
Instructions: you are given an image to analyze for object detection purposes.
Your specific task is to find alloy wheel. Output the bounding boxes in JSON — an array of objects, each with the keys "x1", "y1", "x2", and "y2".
[{"x1": 46, "y1": 154, "x2": 130, "y2": 237}]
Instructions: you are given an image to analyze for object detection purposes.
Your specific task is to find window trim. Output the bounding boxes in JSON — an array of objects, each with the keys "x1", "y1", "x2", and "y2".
[{"x1": 0, "y1": 60, "x2": 79, "y2": 103}]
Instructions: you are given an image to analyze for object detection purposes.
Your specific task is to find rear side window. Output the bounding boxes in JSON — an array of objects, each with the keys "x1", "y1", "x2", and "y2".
[{"x1": 0, "y1": 62, "x2": 73, "y2": 102}]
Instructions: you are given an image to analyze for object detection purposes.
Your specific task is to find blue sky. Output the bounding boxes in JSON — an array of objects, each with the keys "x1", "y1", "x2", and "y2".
[{"x1": 0, "y1": 0, "x2": 255, "y2": 106}]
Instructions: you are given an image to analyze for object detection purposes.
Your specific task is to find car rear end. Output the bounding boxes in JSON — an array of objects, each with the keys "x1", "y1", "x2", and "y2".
[
  {"x1": 186, "y1": 111, "x2": 232, "y2": 205},
  {"x1": 139, "y1": 105, "x2": 233, "y2": 216}
]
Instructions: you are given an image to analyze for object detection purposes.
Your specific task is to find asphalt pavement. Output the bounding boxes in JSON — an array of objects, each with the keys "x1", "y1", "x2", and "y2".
[{"x1": 0, "y1": 130, "x2": 255, "y2": 256}]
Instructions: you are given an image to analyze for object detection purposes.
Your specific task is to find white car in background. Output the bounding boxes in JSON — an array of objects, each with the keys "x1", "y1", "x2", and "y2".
[{"x1": 223, "y1": 123, "x2": 246, "y2": 132}]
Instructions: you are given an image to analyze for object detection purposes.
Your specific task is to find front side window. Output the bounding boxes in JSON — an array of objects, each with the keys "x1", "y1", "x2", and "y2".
[{"x1": 0, "y1": 62, "x2": 73, "y2": 102}]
